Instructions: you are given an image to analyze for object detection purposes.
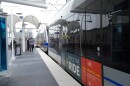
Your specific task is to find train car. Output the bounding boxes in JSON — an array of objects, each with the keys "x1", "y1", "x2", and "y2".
[
  {"x1": 36, "y1": 24, "x2": 48, "y2": 53},
  {"x1": 47, "y1": 0, "x2": 130, "y2": 86}
]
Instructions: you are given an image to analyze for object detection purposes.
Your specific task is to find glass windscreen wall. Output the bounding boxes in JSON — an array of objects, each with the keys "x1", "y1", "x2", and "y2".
[{"x1": 0, "y1": 16, "x2": 7, "y2": 72}]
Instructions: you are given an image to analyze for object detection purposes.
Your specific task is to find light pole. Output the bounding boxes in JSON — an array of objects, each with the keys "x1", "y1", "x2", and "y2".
[
  {"x1": 22, "y1": 22, "x2": 26, "y2": 52},
  {"x1": 16, "y1": 13, "x2": 26, "y2": 52}
]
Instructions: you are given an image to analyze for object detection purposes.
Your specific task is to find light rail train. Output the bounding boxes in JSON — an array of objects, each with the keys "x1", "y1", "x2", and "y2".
[{"x1": 36, "y1": 0, "x2": 130, "y2": 86}]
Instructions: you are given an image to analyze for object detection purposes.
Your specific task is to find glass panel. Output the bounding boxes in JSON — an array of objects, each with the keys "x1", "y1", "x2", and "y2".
[
  {"x1": 102, "y1": 0, "x2": 129, "y2": 73},
  {"x1": 82, "y1": 0, "x2": 101, "y2": 61},
  {"x1": 49, "y1": 25, "x2": 60, "y2": 55},
  {"x1": 65, "y1": 13, "x2": 81, "y2": 56},
  {"x1": 61, "y1": 26, "x2": 67, "y2": 51},
  {"x1": 81, "y1": 0, "x2": 129, "y2": 74},
  {"x1": 0, "y1": 17, "x2": 7, "y2": 71}
]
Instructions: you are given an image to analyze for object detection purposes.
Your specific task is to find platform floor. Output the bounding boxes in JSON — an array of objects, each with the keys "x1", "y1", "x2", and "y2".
[{"x1": 0, "y1": 48, "x2": 81, "y2": 86}]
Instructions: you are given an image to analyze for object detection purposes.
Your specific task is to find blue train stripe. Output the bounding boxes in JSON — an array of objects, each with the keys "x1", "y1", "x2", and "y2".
[{"x1": 104, "y1": 77, "x2": 123, "y2": 86}]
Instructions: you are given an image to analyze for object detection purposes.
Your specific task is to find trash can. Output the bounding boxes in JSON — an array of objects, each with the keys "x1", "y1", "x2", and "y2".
[{"x1": 15, "y1": 43, "x2": 21, "y2": 56}]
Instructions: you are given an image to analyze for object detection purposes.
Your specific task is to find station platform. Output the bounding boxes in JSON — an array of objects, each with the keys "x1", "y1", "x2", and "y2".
[{"x1": 0, "y1": 48, "x2": 81, "y2": 86}]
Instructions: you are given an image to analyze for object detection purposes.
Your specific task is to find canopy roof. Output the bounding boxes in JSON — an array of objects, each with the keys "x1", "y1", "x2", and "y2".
[
  {"x1": 7, "y1": 15, "x2": 40, "y2": 31},
  {"x1": 1, "y1": 0, "x2": 47, "y2": 8},
  {"x1": 23, "y1": 15, "x2": 40, "y2": 28},
  {"x1": 7, "y1": 15, "x2": 20, "y2": 25},
  {"x1": 7, "y1": 15, "x2": 20, "y2": 32}
]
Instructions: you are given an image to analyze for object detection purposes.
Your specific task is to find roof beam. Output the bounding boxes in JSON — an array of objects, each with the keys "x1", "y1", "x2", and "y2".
[
  {"x1": 17, "y1": 28, "x2": 36, "y2": 29},
  {"x1": 1, "y1": 0, "x2": 47, "y2": 8}
]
